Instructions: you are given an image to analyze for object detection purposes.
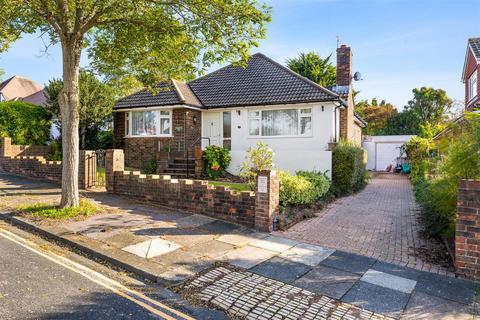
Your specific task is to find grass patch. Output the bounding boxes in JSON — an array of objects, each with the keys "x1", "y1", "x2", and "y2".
[
  {"x1": 20, "y1": 199, "x2": 103, "y2": 219},
  {"x1": 208, "y1": 181, "x2": 251, "y2": 192}
]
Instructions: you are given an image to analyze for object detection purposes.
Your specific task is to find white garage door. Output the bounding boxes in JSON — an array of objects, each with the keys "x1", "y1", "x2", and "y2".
[{"x1": 376, "y1": 143, "x2": 402, "y2": 171}]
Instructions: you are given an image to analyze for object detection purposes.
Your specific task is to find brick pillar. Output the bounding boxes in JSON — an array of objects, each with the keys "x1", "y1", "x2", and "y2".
[
  {"x1": 255, "y1": 170, "x2": 280, "y2": 232},
  {"x1": 0, "y1": 137, "x2": 12, "y2": 157},
  {"x1": 194, "y1": 146, "x2": 203, "y2": 178},
  {"x1": 105, "y1": 149, "x2": 124, "y2": 193},
  {"x1": 79, "y1": 150, "x2": 96, "y2": 189},
  {"x1": 455, "y1": 179, "x2": 480, "y2": 279}
]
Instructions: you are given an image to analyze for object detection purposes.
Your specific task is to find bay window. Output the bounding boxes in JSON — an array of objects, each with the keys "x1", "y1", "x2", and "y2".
[
  {"x1": 248, "y1": 108, "x2": 312, "y2": 137},
  {"x1": 125, "y1": 109, "x2": 172, "y2": 137}
]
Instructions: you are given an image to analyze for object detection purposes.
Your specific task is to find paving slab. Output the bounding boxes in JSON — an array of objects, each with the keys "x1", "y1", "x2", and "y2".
[
  {"x1": 342, "y1": 281, "x2": 410, "y2": 318},
  {"x1": 371, "y1": 260, "x2": 422, "y2": 281},
  {"x1": 294, "y1": 265, "x2": 360, "y2": 299},
  {"x1": 217, "y1": 232, "x2": 267, "y2": 246},
  {"x1": 415, "y1": 271, "x2": 478, "y2": 305},
  {"x1": 122, "y1": 238, "x2": 181, "y2": 259},
  {"x1": 360, "y1": 269, "x2": 416, "y2": 294},
  {"x1": 279, "y1": 242, "x2": 335, "y2": 266},
  {"x1": 250, "y1": 235, "x2": 298, "y2": 253},
  {"x1": 250, "y1": 256, "x2": 312, "y2": 283},
  {"x1": 200, "y1": 220, "x2": 242, "y2": 234},
  {"x1": 102, "y1": 231, "x2": 150, "y2": 249},
  {"x1": 187, "y1": 240, "x2": 235, "y2": 259},
  {"x1": 216, "y1": 245, "x2": 278, "y2": 269},
  {"x1": 401, "y1": 291, "x2": 474, "y2": 320},
  {"x1": 320, "y1": 250, "x2": 376, "y2": 275},
  {"x1": 174, "y1": 214, "x2": 216, "y2": 229}
]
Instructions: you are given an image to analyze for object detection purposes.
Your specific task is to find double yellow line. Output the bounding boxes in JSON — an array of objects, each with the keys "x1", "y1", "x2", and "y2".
[{"x1": 0, "y1": 228, "x2": 195, "y2": 320}]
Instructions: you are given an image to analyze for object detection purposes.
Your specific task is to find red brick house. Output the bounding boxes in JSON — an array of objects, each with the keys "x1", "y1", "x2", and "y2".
[
  {"x1": 113, "y1": 45, "x2": 366, "y2": 177},
  {"x1": 463, "y1": 38, "x2": 479, "y2": 111}
]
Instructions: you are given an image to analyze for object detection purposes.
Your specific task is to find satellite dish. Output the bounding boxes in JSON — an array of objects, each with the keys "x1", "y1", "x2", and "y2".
[{"x1": 354, "y1": 71, "x2": 363, "y2": 81}]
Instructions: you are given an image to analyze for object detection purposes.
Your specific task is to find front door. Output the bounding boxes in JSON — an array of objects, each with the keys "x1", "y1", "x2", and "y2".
[{"x1": 202, "y1": 112, "x2": 222, "y2": 148}]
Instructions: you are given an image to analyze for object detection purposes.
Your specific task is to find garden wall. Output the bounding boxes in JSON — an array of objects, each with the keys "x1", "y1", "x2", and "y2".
[
  {"x1": 0, "y1": 137, "x2": 95, "y2": 189},
  {"x1": 455, "y1": 179, "x2": 480, "y2": 280},
  {"x1": 106, "y1": 149, "x2": 279, "y2": 231}
]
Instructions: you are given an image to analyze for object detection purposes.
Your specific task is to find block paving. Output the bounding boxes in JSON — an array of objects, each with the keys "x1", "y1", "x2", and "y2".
[{"x1": 276, "y1": 173, "x2": 454, "y2": 276}]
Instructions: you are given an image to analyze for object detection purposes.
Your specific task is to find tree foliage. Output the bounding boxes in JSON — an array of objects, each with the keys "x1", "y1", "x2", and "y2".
[
  {"x1": 405, "y1": 87, "x2": 452, "y2": 125},
  {"x1": 355, "y1": 98, "x2": 397, "y2": 135},
  {"x1": 0, "y1": 0, "x2": 271, "y2": 207},
  {"x1": 0, "y1": 101, "x2": 51, "y2": 145},
  {"x1": 286, "y1": 51, "x2": 336, "y2": 87},
  {"x1": 44, "y1": 70, "x2": 115, "y2": 149}
]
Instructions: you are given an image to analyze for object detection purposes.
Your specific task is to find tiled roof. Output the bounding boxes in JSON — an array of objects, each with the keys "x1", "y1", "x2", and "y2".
[
  {"x1": 114, "y1": 53, "x2": 341, "y2": 110},
  {"x1": 114, "y1": 80, "x2": 201, "y2": 109},
  {"x1": 189, "y1": 53, "x2": 339, "y2": 108},
  {"x1": 0, "y1": 76, "x2": 44, "y2": 101},
  {"x1": 469, "y1": 38, "x2": 480, "y2": 60},
  {"x1": 326, "y1": 85, "x2": 349, "y2": 98}
]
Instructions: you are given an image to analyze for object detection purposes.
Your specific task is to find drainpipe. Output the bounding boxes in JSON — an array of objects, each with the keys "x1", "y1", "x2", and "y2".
[{"x1": 334, "y1": 102, "x2": 342, "y2": 142}]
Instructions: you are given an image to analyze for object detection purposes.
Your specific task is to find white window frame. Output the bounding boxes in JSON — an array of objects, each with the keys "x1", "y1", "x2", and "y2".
[
  {"x1": 124, "y1": 109, "x2": 173, "y2": 138},
  {"x1": 468, "y1": 71, "x2": 478, "y2": 102},
  {"x1": 248, "y1": 107, "x2": 313, "y2": 138}
]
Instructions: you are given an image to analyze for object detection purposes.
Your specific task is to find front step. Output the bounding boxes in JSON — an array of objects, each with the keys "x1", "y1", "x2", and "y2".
[{"x1": 158, "y1": 157, "x2": 197, "y2": 178}]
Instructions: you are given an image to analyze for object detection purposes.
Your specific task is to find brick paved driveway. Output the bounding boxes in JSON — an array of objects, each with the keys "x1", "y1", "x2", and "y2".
[{"x1": 275, "y1": 173, "x2": 453, "y2": 276}]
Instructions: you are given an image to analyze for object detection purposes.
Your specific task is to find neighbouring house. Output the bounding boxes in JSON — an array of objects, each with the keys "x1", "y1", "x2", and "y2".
[
  {"x1": 113, "y1": 45, "x2": 366, "y2": 177},
  {"x1": 463, "y1": 37, "x2": 479, "y2": 111},
  {"x1": 434, "y1": 37, "x2": 480, "y2": 142},
  {"x1": 0, "y1": 75, "x2": 46, "y2": 104}
]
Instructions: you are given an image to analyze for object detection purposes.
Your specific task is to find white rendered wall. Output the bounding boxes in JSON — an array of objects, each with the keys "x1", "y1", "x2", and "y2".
[{"x1": 202, "y1": 102, "x2": 337, "y2": 179}]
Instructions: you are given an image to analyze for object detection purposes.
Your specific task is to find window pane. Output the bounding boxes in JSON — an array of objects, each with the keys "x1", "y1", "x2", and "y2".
[
  {"x1": 160, "y1": 110, "x2": 170, "y2": 116},
  {"x1": 249, "y1": 119, "x2": 260, "y2": 135},
  {"x1": 249, "y1": 111, "x2": 260, "y2": 118},
  {"x1": 132, "y1": 111, "x2": 157, "y2": 136},
  {"x1": 301, "y1": 108, "x2": 312, "y2": 114},
  {"x1": 160, "y1": 118, "x2": 170, "y2": 135},
  {"x1": 223, "y1": 112, "x2": 231, "y2": 138},
  {"x1": 262, "y1": 109, "x2": 298, "y2": 136},
  {"x1": 300, "y1": 117, "x2": 312, "y2": 135}
]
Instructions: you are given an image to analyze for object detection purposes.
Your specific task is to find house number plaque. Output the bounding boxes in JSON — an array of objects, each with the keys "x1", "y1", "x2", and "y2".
[{"x1": 258, "y1": 176, "x2": 268, "y2": 193}]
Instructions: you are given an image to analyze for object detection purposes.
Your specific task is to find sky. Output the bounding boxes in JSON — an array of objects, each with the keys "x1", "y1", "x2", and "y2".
[{"x1": 1, "y1": 0, "x2": 479, "y2": 109}]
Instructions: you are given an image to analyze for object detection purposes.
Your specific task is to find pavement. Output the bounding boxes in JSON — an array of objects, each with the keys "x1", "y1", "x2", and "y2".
[
  {"x1": 276, "y1": 173, "x2": 454, "y2": 275},
  {"x1": 0, "y1": 172, "x2": 478, "y2": 319}
]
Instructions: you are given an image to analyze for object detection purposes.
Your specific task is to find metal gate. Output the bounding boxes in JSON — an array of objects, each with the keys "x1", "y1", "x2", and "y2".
[{"x1": 85, "y1": 150, "x2": 106, "y2": 188}]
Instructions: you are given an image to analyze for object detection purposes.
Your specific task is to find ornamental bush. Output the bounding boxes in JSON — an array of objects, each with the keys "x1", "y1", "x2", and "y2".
[
  {"x1": 203, "y1": 145, "x2": 231, "y2": 179},
  {"x1": 239, "y1": 142, "x2": 274, "y2": 188},
  {"x1": 0, "y1": 101, "x2": 51, "y2": 145},
  {"x1": 279, "y1": 170, "x2": 330, "y2": 206},
  {"x1": 331, "y1": 140, "x2": 367, "y2": 197}
]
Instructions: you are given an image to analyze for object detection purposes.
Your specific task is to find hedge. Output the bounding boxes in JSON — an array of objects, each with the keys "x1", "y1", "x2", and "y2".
[
  {"x1": 0, "y1": 101, "x2": 51, "y2": 145},
  {"x1": 331, "y1": 140, "x2": 367, "y2": 197},
  {"x1": 278, "y1": 170, "x2": 330, "y2": 206}
]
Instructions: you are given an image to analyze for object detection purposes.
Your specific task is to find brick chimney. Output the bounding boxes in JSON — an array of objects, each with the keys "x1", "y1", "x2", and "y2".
[
  {"x1": 336, "y1": 44, "x2": 352, "y2": 87},
  {"x1": 337, "y1": 44, "x2": 354, "y2": 141}
]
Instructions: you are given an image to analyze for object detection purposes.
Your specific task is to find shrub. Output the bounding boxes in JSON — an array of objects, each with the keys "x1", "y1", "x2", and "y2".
[
  {"x1": 142, "y1": 156, "x2": 157, "y2": 174},
  {"x1": 0, "y1": 101, "x2": 51, "y2": 145},
  {"x1": 404, "y1": 136, "x2": 432, "y2": 181},
  {"x1": 239, "y1": 142, "x2": 274, "y2": 188},
  {"x1": 279, "y1": 170, "x2": 330, "y2": 206},
  {"x1": 203, "y1": 145, "x2": 231, "y2": 179},
  {"x1": 46, "y1": 139, "x2": 62, "y2": 161},
  {"x1": 331, "y1": 140, "x2": 367, "y2": 196}
]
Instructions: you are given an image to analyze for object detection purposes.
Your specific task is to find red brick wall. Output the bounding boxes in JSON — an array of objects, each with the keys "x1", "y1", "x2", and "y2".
[
  {"x1": 113, "y1": 108, "x2": 201, "y2": 169},
  {"x1": 455, "y1": 179, "x2": 480, "y2": 279},
  {"x1": 112, "y1": 171, "x2": 256, "y2": 227}
]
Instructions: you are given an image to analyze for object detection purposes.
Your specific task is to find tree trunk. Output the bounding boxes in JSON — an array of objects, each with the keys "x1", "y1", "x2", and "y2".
[{"x1": 59, "y1": 39, "x2": 82, "y2": 208}]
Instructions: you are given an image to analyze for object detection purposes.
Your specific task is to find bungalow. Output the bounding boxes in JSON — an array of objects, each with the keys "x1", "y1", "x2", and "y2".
[{"x1": 113, "y1": 45, "x2": 366, "y2": 177}]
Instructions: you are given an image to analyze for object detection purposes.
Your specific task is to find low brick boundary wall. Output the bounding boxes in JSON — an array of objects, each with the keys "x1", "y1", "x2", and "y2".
[
  {"x1": 0, "y1": 137, "x2": 95, "y2": 189},
  {"x1": 455, "y1": 179, "x2": 480, "y2": 279},
  {"x1": 106, "y1": 149, "x2": 279, "y2": 231}
]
